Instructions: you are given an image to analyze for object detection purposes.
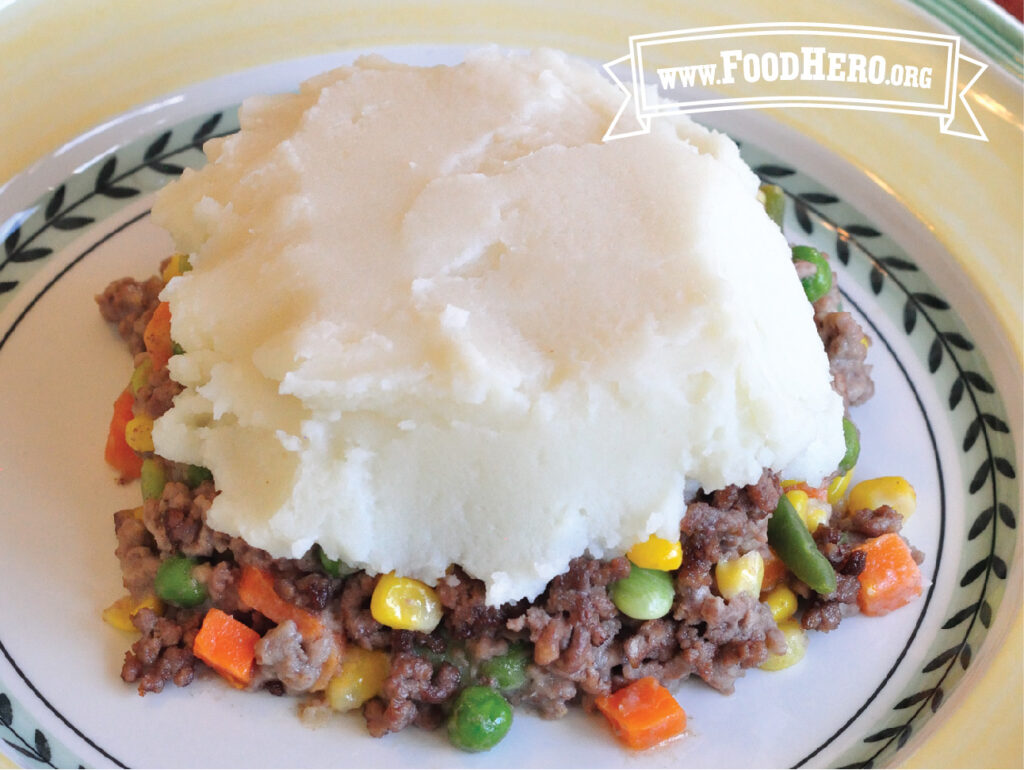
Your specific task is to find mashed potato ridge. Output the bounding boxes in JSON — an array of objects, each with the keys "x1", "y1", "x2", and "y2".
[{"x1": 152, "y1": 49, "x2": 845, "y2": 605}]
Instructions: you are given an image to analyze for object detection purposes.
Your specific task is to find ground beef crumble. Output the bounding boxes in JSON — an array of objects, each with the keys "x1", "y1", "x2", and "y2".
[
  {"x1": 121, "y1": 607, "x2": 200, "y2": 695},
  {"x1": 254, "y1": 621, "x2": 339, "y2": 695},
  {"x1": 805, "y1": 252, "x2": 874, "y2": 409},
  {"x1": 506, "y1": 556, "x2": 629, "y2": 704},
  {"x1": 820, "y1": 312, "x2": 875, "y2": 408},
  {"x1": 363, "y1": 651, "x2": 462, "y2": 736},
  {"x1": 134, "y1": 362, "x2": 182, "y2": 419},
  {"x1": 96, "y1": 276, "x2": 162, "y2": 355}
]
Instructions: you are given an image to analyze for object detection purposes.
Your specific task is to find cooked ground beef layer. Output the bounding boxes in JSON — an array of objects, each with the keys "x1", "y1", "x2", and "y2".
[{"x1": 99, "y1": 253, "x2": 907, "y2": 737}]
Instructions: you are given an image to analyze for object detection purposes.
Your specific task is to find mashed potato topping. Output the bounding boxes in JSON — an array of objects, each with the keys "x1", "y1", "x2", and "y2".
[{"x1": 151, "y1": 49, "x2": 845, "y2": 605}]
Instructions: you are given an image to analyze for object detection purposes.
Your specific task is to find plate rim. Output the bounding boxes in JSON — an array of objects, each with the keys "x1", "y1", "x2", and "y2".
[{"x1": 908, "y1": 0, "x2": 1024, "y2": 78}]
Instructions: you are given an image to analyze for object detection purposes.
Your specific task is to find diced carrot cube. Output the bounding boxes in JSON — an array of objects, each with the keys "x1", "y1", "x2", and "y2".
[
  {"x1": 594, "y1": 677, "x2": 687, "y2": 750},
  {"x1": 105, "y1": 388, "x2": 142, "y2": 480},
  {"x1": 854, "y1": 533, "x2": 922, "y2": 616},
  {"x1": 143, "y1": 301, "x2": 173, "y2": 370},
  {"x1": 760, "y1": 548, "x2": 789, "y2": 592},
  {"x1": 237, "y1": 566, "x2": 324, "y2": 640},
  {"x1": 193, "y1": 608, "x2": 260, "y2": 688},
  {"x1": 785, "y1": 481, "x2": 828, "y2": 501}
]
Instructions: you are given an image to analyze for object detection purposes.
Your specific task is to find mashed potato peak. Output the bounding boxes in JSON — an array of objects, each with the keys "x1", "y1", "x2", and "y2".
[{"x1": 152, "y1": 49, "x2": 845, "y2": 605}]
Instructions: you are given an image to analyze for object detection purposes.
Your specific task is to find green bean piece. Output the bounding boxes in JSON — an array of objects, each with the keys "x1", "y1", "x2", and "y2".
[
  {"x1": 791, "y1": 245, "x2": 833, "y2": 303},
  {"x1": 129, "y1": 358, "x2": 153, "y2": 396},
  {"x1": 184, "y1": 464, "x2": 213, "y2": 488},
  {"x1": 154, "y1": 556, "x2": 208, "y2": 607},
  {"x1": 759, "y1": 183, "x2": 785, "y2": 228},
  {"x1": 838, "y1": 417, "x2": 860, "y2": 473},
  {"x1": 140, "y1": 458, "x2": 166, "y2": 501},
  {"x1": 767, "y1": 494, "x2": 837, "y2": 595},
  {"x1": 447, "y1": 686, "x2": 513, "y2": 752},
  {"x1": 315, "y1": 544, "x2": 356, "y2": 578},
  {"x1": 316, "y1": 545, "x2": 341, "y2": 577},
  {"x1": 478, "y1": 644, "x2": 529, "y2": 692},
  {"x1": 171, "y1": 342, "x2": 185, "y2": 356},
  {"x1": 609, "y1": 564, "x2": 675, "y2": 620}
]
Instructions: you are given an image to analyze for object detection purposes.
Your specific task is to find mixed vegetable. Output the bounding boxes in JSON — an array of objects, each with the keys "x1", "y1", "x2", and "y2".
[
  {"x1": 594, "y1": 677, "x2": 687, "y2": 750},
  {"x1": 101, "y1": 185, "x2": 923, "y2": 754},
  {"x1": 447, "y1": 686, "x2": 514, "y2": 752}
]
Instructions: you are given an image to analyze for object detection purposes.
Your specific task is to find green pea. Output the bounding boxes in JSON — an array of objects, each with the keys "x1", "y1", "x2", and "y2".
[
  {"x1": 140, "y1": 458, "x2": 166, "y2": 501},
  {"x1": 759, "y1": 183, "x2": 785, "y2": 229},
  {"x1": 838, "y1": 417, "x2": 860, "y2": 473},
  {"x1": 154, "y1": 556, "x2": 208, "y2": 607},
  {"x1": 184, "y1": 464, "x2": 213, "y2": 488},
  {"x1": 478, "y1": 644, "x2": 529, "y2": 692},
  {"x1": 766, "y1": 494, "x2": 837, "y2": 595},
  {"x1": 609, "y1": 564, "x2": 675, "y2": 620},
  {"x1": 129, "y1": 358, "x2": 153, "y2": 396},
  {"x1": 791, "y1": 245, "x2": 833, "y2": 303},
  {"x1": 315, "y1": 544, "x2": 356, "y2": 578},
  {"x1": 447, "y1": 686, "x2": 513, "y2": 752}
]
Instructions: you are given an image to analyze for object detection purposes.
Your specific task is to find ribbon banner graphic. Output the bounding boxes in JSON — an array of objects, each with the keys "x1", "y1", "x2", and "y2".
[{"x1": 604, "y1": 23, "x2": 988, "y2": 141}]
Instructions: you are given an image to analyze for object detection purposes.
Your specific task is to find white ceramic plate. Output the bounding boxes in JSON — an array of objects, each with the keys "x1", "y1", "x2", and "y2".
[{"x1": 0, "y1": 47, "x2": 1019, "y2": 769}]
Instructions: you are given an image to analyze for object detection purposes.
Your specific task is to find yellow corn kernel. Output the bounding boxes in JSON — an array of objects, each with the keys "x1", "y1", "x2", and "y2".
[
  {"x1": 860, "y1": 336, "x2": 870, "y2": 349},
  {"x1": 827, "y1": 468, "x2": 854, "y2": 505},
  {"x1": 161, "y1": 253, "x2": 191, "y2": 284},
  {"x1": 715, "y1": 551, "x2": 765, "y2": 600},
  {"x1": 133, "y1": 593, "x2": 165, "y2": 617},
  {"x1": 760, "y1": 618, "x2": 808, "y2": 671},
  {"x1": 785, "y1": 489, "x2": 810, "y2": 519},
  {"x1": 780, "y1": 479, "x2": 802, "y2": 490},
  {"x1": 124, "y1": 414, "x2": 155, "y2": 453},
  {"x1": 847, "y1": 476, "x2": 917, "y2": 520},
  {"x1": 804, "y1": 499, "x2": 830, "y2": 533},
  {"x1": 787, "y1": 489, "x2": 829, "y2": 532},
  {"x1": 761, "y1": 584, "x2": 798, "y2": 622},
  {"x1": 102, "y1": 597, "x2": 136, "y2": 632},
  {"x1": 370, "y1": 573, "x2": 443, "y2": 632},
  {"x1": 627, "y1": 534, "x2": 683, "y2": 571},
  {"x1": 326, "y1": 648, "x2": 390, "y2": 712},
  {"x1": 102, "y1": 593, "x2": 164, "y2": 632}
]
